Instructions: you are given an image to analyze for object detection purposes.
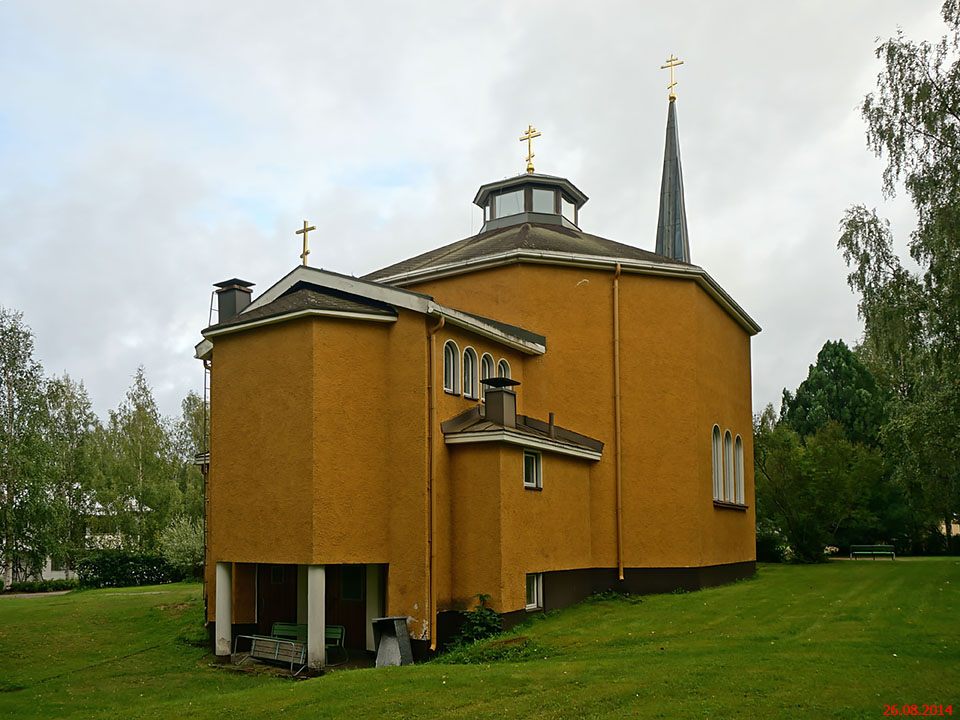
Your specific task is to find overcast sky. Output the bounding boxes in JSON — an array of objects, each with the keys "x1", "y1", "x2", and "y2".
[{"x1": 0, "y1": 1, "x2": 945, "y2": 421}]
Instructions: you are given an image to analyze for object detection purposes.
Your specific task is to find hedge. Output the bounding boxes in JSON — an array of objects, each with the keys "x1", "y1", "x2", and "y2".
[
  {"x1": 5, "y1": 579, "x2": 80, "y2": 593},
  {"x1": 77, "y1": 550, "x2": 183, "y2": 589}
]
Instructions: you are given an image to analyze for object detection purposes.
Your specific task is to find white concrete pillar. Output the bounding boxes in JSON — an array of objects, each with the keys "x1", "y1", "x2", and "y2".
[
  {"x1": 215, "y1": 562, "x2": 232, "y2": 657},
  {"x1": 296, "y1": 565, "x2": 308, "y2": 625},
  {"x1": 307, "y1": 565, "x2": 326, "y2": 670},
  {"x1": 365, "y1": 564, "x2": 382, "y2": 652}
]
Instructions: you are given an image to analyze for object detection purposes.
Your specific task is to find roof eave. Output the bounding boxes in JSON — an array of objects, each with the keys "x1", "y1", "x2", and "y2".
[
  {"x1": 194, "y1": 339, "x2": 213, "y2": 361},
  {"x1": 202, "y1": 307, "x2": 398, "y2": 341},
  {"x1": 444, "y1": 429, "x2": 603, "y2": 461}
]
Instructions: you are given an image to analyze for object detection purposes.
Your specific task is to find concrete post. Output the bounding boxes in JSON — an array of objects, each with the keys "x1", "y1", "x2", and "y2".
[
  {"x1": 215, "y1": 562, "x2": 232, "y2": 657},
  {"x1": 307, "y1": 565, "x2": 326, "y2": 670}
]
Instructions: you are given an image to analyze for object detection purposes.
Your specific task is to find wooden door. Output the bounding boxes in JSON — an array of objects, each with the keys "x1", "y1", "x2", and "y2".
[
  {"x1": 257, "y1": 564, "x2": 298, "y2": 635},
  {"x1": 325, "y1": 565, "x2": 367, "y2": 651}
]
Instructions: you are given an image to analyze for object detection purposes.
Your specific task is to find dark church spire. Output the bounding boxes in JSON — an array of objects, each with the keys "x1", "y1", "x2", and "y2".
[
  {"x1": 654, "y1": 96, "x2": 690, "y2": 262},
  {"x1": 655, "y1": 55, "x2": 690, "y2": 263}
]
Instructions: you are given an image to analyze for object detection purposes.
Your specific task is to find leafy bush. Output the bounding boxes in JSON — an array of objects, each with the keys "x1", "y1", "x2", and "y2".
[
  {"x1": 77, "y1": 549, "x2": 183, "y2": 588},
  {"x1": 158, "y1": 516, "x2": 204, "y2": 579},
  {"x1": 756, "y1": 526, "x2": 787, "y2": 562},
  {"x1": 6, "y1": 579, "x2": 79, "y2": 593},
  {"x1": 452, "y1": 593, "x2": 502, "y2": 646}
]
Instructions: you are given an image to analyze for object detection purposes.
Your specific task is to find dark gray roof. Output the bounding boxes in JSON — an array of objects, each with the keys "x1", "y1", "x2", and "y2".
[
  {"x1": 459, "y1": 309, "x2": 545, "y2": 348},
  {"x1": 209, "y1": 283, "x2": 396, "y2": 331},
  {"x1": 655, "y1": 98, "x2": 691, "y2": 263},
  {"x1": 441, "y1": 406, "x2": 603, "y2": 454},
  {"x1": 364, "y1": 221, "x2": 690, "y2": 283}
]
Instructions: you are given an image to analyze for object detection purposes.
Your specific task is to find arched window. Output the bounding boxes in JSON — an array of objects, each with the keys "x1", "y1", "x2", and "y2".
[
  {"x1": 723, "y1": 430, "x2": 734, "y2": 503},
  {"x1": 463, "y1": 347, "x2": 479, "y2": 400},
  {"x1": 712, "y1": 425, "x2": 722, "y2": 501},
  {"x1": 443, "y1": 340, "x2": 460, "y2": 394},
  {"x1": 480, "y1": 353, "x2": 495, "y2": 401},
  {"x1": 734, "y1": 435, "x2": 744, "y2": 505},
  {"x1": 497, "y1": 358, "x2": 511, "y2": 380}
]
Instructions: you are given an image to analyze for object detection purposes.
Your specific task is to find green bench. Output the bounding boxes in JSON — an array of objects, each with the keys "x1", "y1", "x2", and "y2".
[
  {"x1": 233, "y1": 622, "x2": 347, "y2": 673},
  {"x1": 850, "y1": 544, "x2": 895, "y2": 560}
]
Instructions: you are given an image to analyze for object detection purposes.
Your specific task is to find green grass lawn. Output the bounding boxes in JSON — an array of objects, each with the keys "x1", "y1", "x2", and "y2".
[{"x1": 0, "y1": 558, "x2": 957, "y2": 719}]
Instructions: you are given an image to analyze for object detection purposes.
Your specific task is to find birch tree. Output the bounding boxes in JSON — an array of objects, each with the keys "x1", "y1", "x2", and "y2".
[{"x1": 0, "y1": 307, "x2": 51, "y2": 584}]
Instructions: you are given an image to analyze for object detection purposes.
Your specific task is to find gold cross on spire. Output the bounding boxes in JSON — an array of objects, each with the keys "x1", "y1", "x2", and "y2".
[
  {"x1": 519, "y1": 124, "x2": 541, "y2": 174},
  {"x1": 296, "y1": 220, "x2": 316, "y2": 266},
  {"x1": 660, "y1": 54, "x2": 684, "y2": 101}
]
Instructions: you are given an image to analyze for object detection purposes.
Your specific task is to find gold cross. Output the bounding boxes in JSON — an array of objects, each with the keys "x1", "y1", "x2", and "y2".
[
  {"x1": 296, "y1": 220, "x2": 316, "y2": 266},
  {"x1": 660, "y1": 54, "x2": 684, "y2": 100},
  {"x1": 519, "y1": 124, "x2": 541, "y2": 174}
]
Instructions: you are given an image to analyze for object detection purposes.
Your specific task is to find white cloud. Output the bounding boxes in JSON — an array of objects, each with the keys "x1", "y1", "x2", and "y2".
[{"x1": 0, "y1": 0, "x2": 946, "y2": 418}]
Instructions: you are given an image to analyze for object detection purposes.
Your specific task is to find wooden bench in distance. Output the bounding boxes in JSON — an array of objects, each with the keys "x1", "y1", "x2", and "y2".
[
  {"x1": 850, "y1": 544, "x2": 896, "y2": 560},
  {"x1": 246, "y1": 635, "x2": 307, "y2": 675}
]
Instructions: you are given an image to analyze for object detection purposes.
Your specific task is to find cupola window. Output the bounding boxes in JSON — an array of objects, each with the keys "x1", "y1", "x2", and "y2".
[
  {"x1": 561, "y1": 196, "x2": 576, "y2": 224},
  {"x1": 474, "y1": 173, "x2": 587, "y2": 233},
  {"x1": 495, "y1": 190, "x2": 524, "y2": 219},
  {"x1": 532, "y1": 188, "x2": 556, "y2": 213}
]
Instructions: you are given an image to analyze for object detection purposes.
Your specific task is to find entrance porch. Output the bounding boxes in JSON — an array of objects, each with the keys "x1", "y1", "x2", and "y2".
[{"x1": 214, "y1": 562, "x2": 385, "y2": 670}]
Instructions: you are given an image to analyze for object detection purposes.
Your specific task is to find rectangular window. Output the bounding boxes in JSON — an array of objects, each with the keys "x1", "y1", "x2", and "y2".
[
  {"x1": 532, "y1": 188, "x2": 555, "y2": 213},
  {"x1": 495, "y1": 190, "x2": 523, "y2": 218},
  {"x1": 523, "y1": 450, "x2": 542, "y2": 489},
  {"x1": 525, "y1": 572, "x2": 543, "y2": 610}
]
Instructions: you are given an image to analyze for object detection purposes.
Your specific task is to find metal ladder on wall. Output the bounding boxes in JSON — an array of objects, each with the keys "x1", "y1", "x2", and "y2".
[{"x1": 202, "y1": 291, "x2": 217, "y2": 621}]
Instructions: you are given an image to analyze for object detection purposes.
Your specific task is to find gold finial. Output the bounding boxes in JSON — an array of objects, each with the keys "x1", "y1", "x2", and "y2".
[
  {"x1": 660, "y1": 54, "x2": 684, "y2": 101},
  {"x1": 519, "y1": 124, "x2": 541, "y2": 173},
  {"x1": 295, "y1": 220, "x2": 316, "y2": 266}
]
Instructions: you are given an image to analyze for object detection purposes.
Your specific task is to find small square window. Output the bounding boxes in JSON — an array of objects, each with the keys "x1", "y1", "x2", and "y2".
[
  {"x1": 523, "y1": 450, "x2": 542, "y2": 489},
  {"x1": 525, "y1": 572, "x2": 543, "y2": 610}
]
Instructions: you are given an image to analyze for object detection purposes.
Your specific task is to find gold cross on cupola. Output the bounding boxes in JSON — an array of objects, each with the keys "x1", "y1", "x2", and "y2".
[
  {"x1": 660, "y1": 54, "x2": 684, "y2": 101},
  {"x1": 296, "y1": 220, "x2": 316, "y2": 266},
  {"x1": 520, "y1": 124, "x2": 541, "y2": 174}
]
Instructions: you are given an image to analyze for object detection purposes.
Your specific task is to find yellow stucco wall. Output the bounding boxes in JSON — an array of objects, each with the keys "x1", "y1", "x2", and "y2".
[
  {"x1": 498, "y1": 448, "x2": 594, "y2": 612},
  {"x1": 444, "y1": 444, "x2": 594, "y2": 614},
  {"x1": 205, "y1": 257, "x2": 756, "y2": 628},
  {"x1": 408, "y1": 262, "x2": 756, "y2": 575},
  {"x1": 207, "y1": 312, "x2": 431, "y2": 629}
]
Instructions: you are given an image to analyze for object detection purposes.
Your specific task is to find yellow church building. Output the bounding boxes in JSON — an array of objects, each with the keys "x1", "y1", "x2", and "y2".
[{"x1": 195, "y1": 94, "x2": 760, "y2": 670}]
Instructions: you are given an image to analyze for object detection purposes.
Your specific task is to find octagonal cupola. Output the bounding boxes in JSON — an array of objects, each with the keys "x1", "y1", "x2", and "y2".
[{"x1": 473, "y1": 173, "x2": 589, "y2": 233}]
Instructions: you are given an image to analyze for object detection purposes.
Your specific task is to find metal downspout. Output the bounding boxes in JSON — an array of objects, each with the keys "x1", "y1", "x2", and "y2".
[
  {"x1": 614, "y1": 264, "x2": 624, "y2": 581},
  {"x1": 427, "y1": 315, "x2": 445, "y2": 651}
]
